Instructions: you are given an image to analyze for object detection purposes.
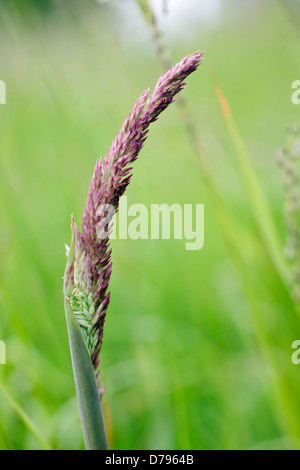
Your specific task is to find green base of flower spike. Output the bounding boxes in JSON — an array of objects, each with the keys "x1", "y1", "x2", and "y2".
[
  {"x1": 64, "y1": 297, "x2": 109, "y2": 450},
  {"x1": 64, "y1": 219, "x2": 109, "y2": 450}
]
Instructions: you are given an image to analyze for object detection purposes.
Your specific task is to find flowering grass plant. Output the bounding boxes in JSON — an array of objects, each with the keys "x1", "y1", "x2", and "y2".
[{"x1": 63, "y1": 51, "x2": 203, "y2": 449}]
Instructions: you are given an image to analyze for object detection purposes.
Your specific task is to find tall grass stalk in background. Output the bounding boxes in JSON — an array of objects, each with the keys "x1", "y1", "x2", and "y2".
[
  {"x1": 0, "y1": 383, "x2": 51, "y2": 450},
  {"x1": 136, "y1": 0, "x2": 206, "y2": 170},
  {"x1": 211, "y1": 71, "x2": 291, "y2": 290},
  {"x1": 209, "y1": 71, "x2": 300, "y2": 446},
  {"x1": 135, "y1": 0, "x2": 300, "y2": 447},
  {"x1": 63, "y1": 52, "x2": 203, "y2": 450},
  {"x1": 135, "y1": 0, "x2": 257, "y2": 272}
]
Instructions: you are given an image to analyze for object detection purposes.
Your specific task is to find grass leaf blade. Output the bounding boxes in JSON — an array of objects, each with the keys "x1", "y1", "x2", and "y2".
[
  {"x1": 0, "y1": 382, "x2": 52, "y2": 450},
  {"x1": 64, "y1": 297, "x2": 109, "y2": 450},
  {"x1": 211, "y1": 68, "x2": 290, "y2": 288}
]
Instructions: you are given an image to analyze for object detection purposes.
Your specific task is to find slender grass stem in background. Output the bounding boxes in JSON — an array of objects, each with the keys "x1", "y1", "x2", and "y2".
[
  {"x1": 0, "y1": 382, "x2": 52, "y2": 450},
  {"x1": 135, "y1": 0, "x2": 251, "y2": 259},
  {"x1": 136, "y1": 0, "x2": 205, "y2": 167},
  {"x1": 210, "y1": 70, "x2": 291, "y2": 290},
  {"x1": 278, "y1": 0, "x2": 300, "y2": 33},
  {"x1": 135, "y1": 0, "x2": 258, "y2": 259},
  {"x1": 209, "y1": 71, "x2": 300, "y2": 445},
  {"x1": 63, "y1": 52, "x2": 203, "y2": 450},
  {"x1": 135, "y1": 0, "x2": 300, "y2": 448},
  {"x1": 277, "y1": 127, "x2": 300, "y2": 304}
]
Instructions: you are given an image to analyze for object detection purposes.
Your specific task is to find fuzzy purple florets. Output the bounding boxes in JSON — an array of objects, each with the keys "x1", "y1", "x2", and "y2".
[{"x1": 70, "y1": 51, "x2": 204, "y2": 389}]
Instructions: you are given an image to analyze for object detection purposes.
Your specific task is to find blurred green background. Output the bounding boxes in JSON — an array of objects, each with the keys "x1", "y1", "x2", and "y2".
[{"x1": 0, "y1": 0, "x2": 300, "y2": 450}]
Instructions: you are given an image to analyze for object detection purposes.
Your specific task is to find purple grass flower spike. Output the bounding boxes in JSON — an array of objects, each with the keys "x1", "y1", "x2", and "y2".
[{"x1": 64, "y1": 51, "x2": 204, "y2": 394}]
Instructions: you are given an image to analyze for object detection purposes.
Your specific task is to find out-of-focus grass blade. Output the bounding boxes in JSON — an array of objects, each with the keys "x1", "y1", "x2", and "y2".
[
  {"x1": 64, "y1": 219, "x2": 108, "y2": 450},
  {"x1": 0, "y1": 382, "x2": 52, "y2": 450},
  {"x1": 211, "y1": 68, "x2": 290, "y2": 289},
  {"x1": 133, "y1": 3, "x2": 300, "y2": 443}
]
